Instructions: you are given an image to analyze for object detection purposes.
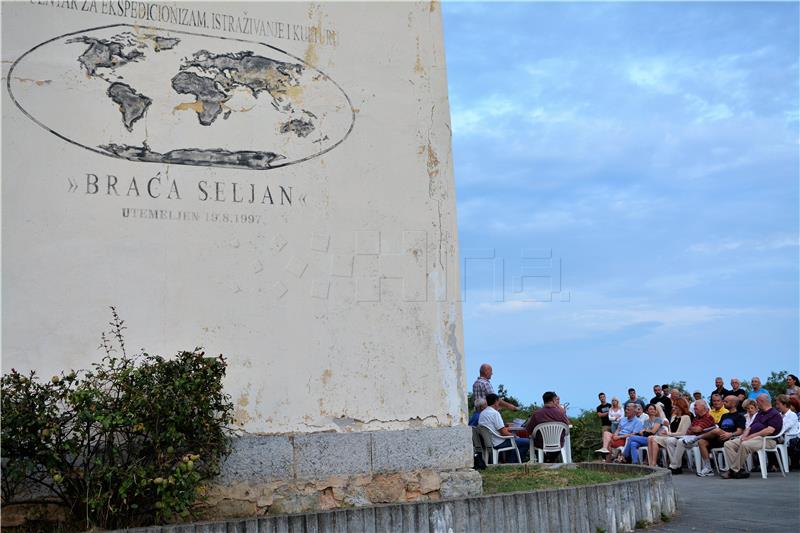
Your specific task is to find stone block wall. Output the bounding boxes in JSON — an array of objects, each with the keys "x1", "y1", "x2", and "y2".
[
  {"x1": 115, "y1": 464, "x2": 676, "y2": 533},
  {"x1": 201, "y1": 427, "x2": 480, "y2": 517}
]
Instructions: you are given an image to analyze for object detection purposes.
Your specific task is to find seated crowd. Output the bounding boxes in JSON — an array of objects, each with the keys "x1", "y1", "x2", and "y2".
[
  {"x1": 594, "y1": 376, "x2": 800, "y2": 478},
  {"x1": 470, "y1": 363, "x2": 800, "y2": 478}
]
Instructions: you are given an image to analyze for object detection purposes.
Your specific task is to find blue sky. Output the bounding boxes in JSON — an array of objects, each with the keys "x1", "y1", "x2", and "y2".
[{"x1": 442, "y1": 1, "x2": 799, "y2": 412}]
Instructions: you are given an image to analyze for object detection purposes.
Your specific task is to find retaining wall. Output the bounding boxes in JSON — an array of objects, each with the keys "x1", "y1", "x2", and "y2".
[{"x1": 122, "y1": 463, "x2": 676, "y2": 533}]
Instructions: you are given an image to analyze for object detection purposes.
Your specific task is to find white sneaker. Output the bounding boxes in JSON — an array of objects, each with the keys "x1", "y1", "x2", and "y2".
[
  {"x1": 697, "y1": 466, "x2": 714, "y2": 477},
  {"x1": 596, "y1": 448, "x2": 609, "y2": 453}
]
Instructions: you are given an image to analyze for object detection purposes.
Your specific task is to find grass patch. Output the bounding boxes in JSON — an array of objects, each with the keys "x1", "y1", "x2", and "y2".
[{"x1": 480, "y1": 465, "x2": 643, "y2": 494}]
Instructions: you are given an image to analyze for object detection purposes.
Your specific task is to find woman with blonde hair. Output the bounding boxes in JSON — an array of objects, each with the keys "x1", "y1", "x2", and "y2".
[
  {"x1": 608, "y1": 397, "x2": 624, "y2": 433},
  {"x1": 647, "y1": 397, "x2": 691, "y2": 467},
  {"x1": 742, "y1": 398, "x2": 758, "y2": 429}
]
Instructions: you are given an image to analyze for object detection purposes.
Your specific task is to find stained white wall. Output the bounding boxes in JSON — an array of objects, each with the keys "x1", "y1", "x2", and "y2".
[{"x1": 2, "y1": 1, "x2": 466, "y2": 433}]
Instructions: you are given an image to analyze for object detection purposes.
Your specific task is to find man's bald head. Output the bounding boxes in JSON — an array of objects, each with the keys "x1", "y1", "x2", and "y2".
[
  {"x1": 479, "y1": 364, "x2": 493, "y2": 378},
  {"x1": 723, "y1": 395, "x2": 738, "y2": 410}
]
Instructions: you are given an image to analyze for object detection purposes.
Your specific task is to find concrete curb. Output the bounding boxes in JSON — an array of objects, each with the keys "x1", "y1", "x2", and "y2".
[{"x1": 119, "y1": 463, "x2": 676, "y2": 533}]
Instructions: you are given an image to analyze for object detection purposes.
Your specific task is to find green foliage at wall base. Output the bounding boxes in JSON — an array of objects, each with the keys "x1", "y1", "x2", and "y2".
[{"x1": 1, "y1": 309, "x2": 235, "y2": 530}]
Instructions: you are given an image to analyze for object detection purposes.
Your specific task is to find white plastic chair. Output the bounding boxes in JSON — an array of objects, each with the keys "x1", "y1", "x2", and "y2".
[
  {"x1": 472, "y1": 426, "x2": 490, "y2": 466},
  {"x1": 479, "y1": 425, "x2": 521, "y2": 464},
  {"x1": 638, "y1": 446, "x2": 668, "y2": 467},
  {"x1": 532, "y1": 422, "x2": 569, "y2": 464},
  {"x1": 756, "y1": 426, "x2": 790, "y2": 479},
  {"x1": 687, "y1": 445, "x2": 702, "y2": 474},
  {"x1": 710, "y1": 447, "x2": 727, "y2": 473}
]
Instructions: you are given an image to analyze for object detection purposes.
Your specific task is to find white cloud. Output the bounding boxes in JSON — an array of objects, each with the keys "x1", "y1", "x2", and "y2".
[
  {"x1": 476, "y1": 300, "x2": 544, "y2": 315},
  {"x1": 642, "y1": 273, "x2": 703, "y2": 293},
  {"x1": 627, "y1": 60, "x2": 677, "y2": 94},
  {"x1": 576, "y1": 305, "x2": 737, "y2": 330},
  {"x1": 457, "y1": 186, "x2": 664, "y2": 235},
  {"x1": 688, "y1": 235, "x2": 799, "y2": 254},
  {"x1": 450, "y1": 94, "x2": 522, "y2": 137},
  {"x1": 625, "y1": 54, "x2": 753, "y2": 123}
]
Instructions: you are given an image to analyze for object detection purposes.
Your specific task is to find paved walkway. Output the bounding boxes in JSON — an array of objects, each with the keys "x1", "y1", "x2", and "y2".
[{"x1": 649, "y1": 469, "x2": 800, "y2": 532}]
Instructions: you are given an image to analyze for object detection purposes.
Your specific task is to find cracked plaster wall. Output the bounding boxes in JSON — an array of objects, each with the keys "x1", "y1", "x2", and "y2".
[{"x1": 3, "y1": 2, "x2": 467, "y2": 436}]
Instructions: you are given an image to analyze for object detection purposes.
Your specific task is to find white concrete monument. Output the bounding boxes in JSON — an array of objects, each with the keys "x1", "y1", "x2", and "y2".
[{"x1": 2, "y1": 0, "x2": 476, "y2": 515}]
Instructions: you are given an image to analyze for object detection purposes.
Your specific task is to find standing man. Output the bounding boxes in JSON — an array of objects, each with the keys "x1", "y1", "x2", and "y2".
[
  {"x1": 624, "y1": 388, "x2": 646, "y2": 410},
  {"x1": 472, "y1": 363, "x2": 518, "y2": 411},
  {"x1": 722, "y1": 394, "x2": 782, "y2": 478},
  {"x1": 747, "y1": 377, "x2": 771, "y2": 401},
  {"x1": 729, "y1": 378, "x2": 747, "y2": 405},
  {"x1": 478, "y1": 393, "x2": 529, "y2": 462},
  {"x1": 649, "y1": 384, "x2": 673, "y2": 419},
  {"x1": 708, "y1": 377, "x2": 731, "y2": 402},
  {"x1": 597, "y1": 392, "x2": 612, "y2": 431}
]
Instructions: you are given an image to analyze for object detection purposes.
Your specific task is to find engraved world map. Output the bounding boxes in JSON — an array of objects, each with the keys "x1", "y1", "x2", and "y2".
[{"x1": 8, "y1": 25, "x2": 354, "y2": 169}]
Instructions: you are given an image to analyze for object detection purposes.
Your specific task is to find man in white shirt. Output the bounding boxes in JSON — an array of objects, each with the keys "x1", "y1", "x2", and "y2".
[{"x1": 478, "y1": 393, "x2": 529, "y2": 462}]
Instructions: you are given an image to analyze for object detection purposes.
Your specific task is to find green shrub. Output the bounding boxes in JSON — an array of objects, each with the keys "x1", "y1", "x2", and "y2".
[
  {"x1": 764, "y1": 370, "x2": 789, "y2": 398},
  {"x1": 567, "y1": 410, "x2": 603, "y2": 462},
  {"x1": 1, "y1": 309, "x2": 235, "y2": 529}
]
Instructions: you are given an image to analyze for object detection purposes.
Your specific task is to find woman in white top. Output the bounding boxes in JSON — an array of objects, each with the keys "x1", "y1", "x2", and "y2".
[
  {"x1": 647, "y1": 398, "x2": 691, "y2": 467},
  {"x1": 776, "y1": 395, "x2": 799, "y2": 441},
  {"x1": 742, "y1": 399, "x2": 758, "y2": 429},
  {"x1": 608, "y1": 397, "x2": 624, "y2": 433}
]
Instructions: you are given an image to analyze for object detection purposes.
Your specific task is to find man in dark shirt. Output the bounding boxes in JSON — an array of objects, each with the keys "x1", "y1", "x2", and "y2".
[
  {"x1": 708, "y1": 377, "x2": 731, "y2": 403},
  {"x1": 596, "y1": 392, "x2": 611, "y2": 430},
  {"x1": 624, "y1": 388, "x2": 646, "y2": 410},
  {"x1": 722, "y1": 393, "x2": 783, "y2": 478},
  {"x1": 728, "y1": 377, "x2": 746, "y2": 406},
  {"x1": 696, "y1": 395, "x2": 745, "y2": 476},
  {"x1": 525, "y1": 391, "x2": 570, "y2": 462},
  {"x1": 649, "y1": 384, "x2": 673, "y2": 419}
]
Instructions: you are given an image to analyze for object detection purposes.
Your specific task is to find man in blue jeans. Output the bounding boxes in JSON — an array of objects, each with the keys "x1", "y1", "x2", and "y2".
[
  {"x1": 599, "y1": 403, "x2": 643, "y2": 460},
  {"x1": 478, "y1": 393, "x2": 530, "y2": 462}
]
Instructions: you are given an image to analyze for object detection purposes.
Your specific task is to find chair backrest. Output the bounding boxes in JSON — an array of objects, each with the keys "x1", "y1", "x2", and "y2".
[
  {"x1": 533, "y1": 422, "x2": 569, "y2": 452},
  {"x1": 472, "y1": 426, "x2": 486, "y2": 454},
  {"x1": 770, "y1": 421, "x2": 789, "y2": 439},
  {"x1": 478, "y1": 426, "x2": 497, "y2": 450}
]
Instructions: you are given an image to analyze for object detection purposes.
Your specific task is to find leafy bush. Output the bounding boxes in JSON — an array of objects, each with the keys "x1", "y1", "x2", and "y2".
[
  {"x1": 568, "y1": 410, "x2": 604, "y2": 462},
  {"x1": 1, "y1": 309, "x2": 235, "y2": 529},
  {"x1": 764, "y1": 370, "x2": 789, "y2": 399}
]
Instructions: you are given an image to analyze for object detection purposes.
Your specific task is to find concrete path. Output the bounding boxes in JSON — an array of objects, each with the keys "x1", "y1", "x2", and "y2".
[{"x1": 648, "y1": 469, "x2": 800, "y2": 532}]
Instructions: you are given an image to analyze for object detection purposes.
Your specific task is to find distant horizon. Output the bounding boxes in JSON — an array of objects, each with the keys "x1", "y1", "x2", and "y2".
[{"x1": 443, "y1": 1, "x2": 799, "y2": 414}]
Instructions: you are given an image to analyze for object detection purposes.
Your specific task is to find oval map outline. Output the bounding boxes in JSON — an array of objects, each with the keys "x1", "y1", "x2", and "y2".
[{"x1": 7, "y1": 23, "x2": 356, "y2": 170}]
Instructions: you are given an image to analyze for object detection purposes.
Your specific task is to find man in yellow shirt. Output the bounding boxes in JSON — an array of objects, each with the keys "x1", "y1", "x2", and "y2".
[{"x1": 709, "y1": 393, "x2": 729, "y2": 423}]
